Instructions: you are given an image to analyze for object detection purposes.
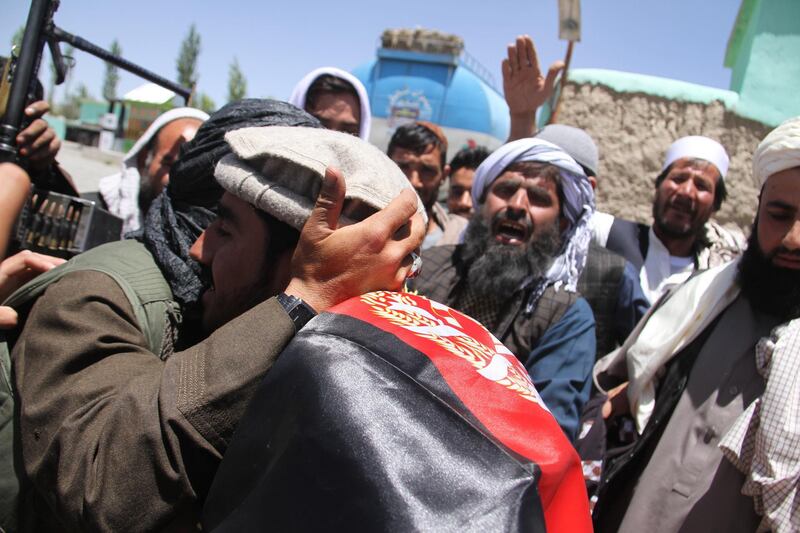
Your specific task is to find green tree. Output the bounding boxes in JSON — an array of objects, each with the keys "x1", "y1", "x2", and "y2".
[
  {"x1": 227, "y1": 57, "x2": 247, "y2": 103},
  {"x1": 11, "y1": 26, "x2": 24, "y2": 49},
  {"x1": 196, "y1": 91, "x2": 216, "y2": 114},
  {"x1": 176, "y1": 24, "x2": 201, "y2": 90},
  {"x1": 102, "y1": 40, "x2": 122, "y2": 102}
]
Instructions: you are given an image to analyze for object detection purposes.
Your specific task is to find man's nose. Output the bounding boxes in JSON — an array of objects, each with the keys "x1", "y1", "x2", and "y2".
[
  {"x1": 782, "y1": 220, "x2": 800, "y2": 251},
  {"x1": 508, "y1": 187, "x2": 528, "y2": 210},
  {"x1": 460, "y1": 190, "x2": 472, "y2": 210},
  {"x1": 675, "y1": 178, "x2": 697, "y2": 198},
  {"x1": 189, "y1": 231, "x2": 209, "y2": 264},
  {"x1": 407, "y1": 169, "x2": 423, "y2": 190}
]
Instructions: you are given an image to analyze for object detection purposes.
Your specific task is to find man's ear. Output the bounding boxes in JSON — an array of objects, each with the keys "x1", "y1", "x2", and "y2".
[
  {"x1": 443, "y1": 164, "x2": 451, "y2": 179},
  {"x1": 559, "y1": 216, "x2": 569, "y2": 233},
  {"x1": 588, "y1": 175, "x2": 598, "y2": 190}
]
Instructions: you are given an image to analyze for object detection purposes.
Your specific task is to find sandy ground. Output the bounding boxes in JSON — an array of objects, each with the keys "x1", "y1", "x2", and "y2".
[{"x1": 57, "y1": 141, "x2": 123, "y2": 194}]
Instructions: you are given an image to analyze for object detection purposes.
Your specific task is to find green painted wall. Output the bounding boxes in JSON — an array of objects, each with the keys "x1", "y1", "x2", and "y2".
[{"x1": 726, "y1": 0, "x2": 800, "y2": 125}]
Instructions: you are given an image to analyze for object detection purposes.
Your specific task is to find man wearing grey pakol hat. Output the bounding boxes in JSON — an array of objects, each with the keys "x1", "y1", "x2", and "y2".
[
  {"x1": 536, "y1": 124, "x2": 649, "y2": 357},
  {"x1": 593, "y1": 116, "x2": 800, "y2": 533},
  {"x1": 10, "y1": 100, "x2": 425, "y2": 532},
  {"x1": 190, "y1": 125, "x2": 427, "y2": 332},
  {"x1": 412, "y1": 137, "x2": 597, "y2": 441}
]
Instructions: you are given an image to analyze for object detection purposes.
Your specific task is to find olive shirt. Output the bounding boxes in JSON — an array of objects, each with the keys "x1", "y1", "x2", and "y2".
[{"x1": 12, "y1": 270, "x2": 295, "y2": 532}]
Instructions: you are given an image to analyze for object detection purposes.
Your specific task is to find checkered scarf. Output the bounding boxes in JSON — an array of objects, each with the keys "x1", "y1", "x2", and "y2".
[{"x1": 720, "y1": 318, "x2": 800, "y2": 533}]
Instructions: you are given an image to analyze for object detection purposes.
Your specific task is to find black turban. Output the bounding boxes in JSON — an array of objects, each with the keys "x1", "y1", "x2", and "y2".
[{"x1": 136, "y1": 99, "x2": 321, "y2": 316}]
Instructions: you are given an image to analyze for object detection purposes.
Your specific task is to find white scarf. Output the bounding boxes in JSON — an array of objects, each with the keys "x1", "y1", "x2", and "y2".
[
  {"x1": 595, "y1": 259, "x2": 741, "y2": 433},
  {"x1": 288, "y1": 67, "x2": 372, "y2": 141}
]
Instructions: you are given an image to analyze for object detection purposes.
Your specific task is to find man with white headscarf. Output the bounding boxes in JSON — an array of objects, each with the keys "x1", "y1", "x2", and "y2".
[
  {"x1": 288, "y1": 67, "x2": 371, "y2": 140},
  {"x1": 98, "y1": 107, "x2": 209, "y2": 233},
  {"x1": 413, "y1": 137, "x2": 597, "y2": 441},
  {"x1": 597, "y1": 135, "x2": 745, "y2": 304},
  {"x1": 592, "y1": 117, "x2": 800, "y2": 533}
]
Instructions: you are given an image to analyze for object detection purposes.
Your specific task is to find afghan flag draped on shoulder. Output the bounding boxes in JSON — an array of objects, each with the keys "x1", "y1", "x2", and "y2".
[{"x1": 203, "y1": 292, "x2": 591, "y2": 532}]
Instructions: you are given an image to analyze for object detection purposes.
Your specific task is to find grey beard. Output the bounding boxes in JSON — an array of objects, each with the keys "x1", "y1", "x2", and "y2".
[
  {"x1": 461, "y1": 212, "x2": 561, "y2": 301},
  {"x1": 738, "y1": 225, "x2": 800, "y2": 322}
]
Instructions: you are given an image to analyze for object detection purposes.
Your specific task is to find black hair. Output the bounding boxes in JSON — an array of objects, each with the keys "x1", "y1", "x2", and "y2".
[
  {"x1": 449, "y1": 146, "x2": 491, "y2": 173},
  {"x1": 254, "y1": 209, "x2": 301, "y2": 259},
  {"x1": 387, "y1": 123, "x2": 446, "y2": 170},
  {"x1": 305, "y1": 74, "x2": 359, "y2": 113},
  {"x1": 655, "y1": 158, "x2": 727, "y2": 210}
]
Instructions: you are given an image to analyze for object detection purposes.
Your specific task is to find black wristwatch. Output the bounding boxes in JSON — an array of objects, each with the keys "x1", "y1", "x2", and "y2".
[{"x1": 276, "y1": 293, "x2": 317, "y2": 332}]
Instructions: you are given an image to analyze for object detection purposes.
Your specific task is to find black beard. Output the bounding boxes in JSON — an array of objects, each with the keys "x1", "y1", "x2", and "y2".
[
  {"x1": 461, "y1": 212, "x2": 561, "y2": 301},
  {"x1": 138, "y1": 175, "x2": 159, "y2": 215},
  {"x1": 737, "y1": 225, "x2": 800, "y2": 322}
]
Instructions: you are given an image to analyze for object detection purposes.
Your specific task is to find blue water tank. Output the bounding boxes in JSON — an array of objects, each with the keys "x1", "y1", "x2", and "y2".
[{"x1": 353, "y1": 47, "x2": 509, "y2": 158}]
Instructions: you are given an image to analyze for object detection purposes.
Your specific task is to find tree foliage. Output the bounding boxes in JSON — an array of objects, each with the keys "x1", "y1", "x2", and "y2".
[
  {"x1": 11, "y1": 26, "x2": 24, "y2": 49},
  {"x1": 176, "y1": 24, "x2": 201, "y2": 90},
  {"x1": 102, "y1": 39, "x2": 122, "y2": 102},
  {"x1": 196, "y1": 92, "x2": 216, "y2": 114},
  {"x1": 227, "y1": 58, "x2": 247, "y2": 103}
]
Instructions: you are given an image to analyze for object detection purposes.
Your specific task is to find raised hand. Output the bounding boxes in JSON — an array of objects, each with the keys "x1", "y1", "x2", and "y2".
[{"x1": 503, "y1": 35, "x2": 565, "y2": 141}]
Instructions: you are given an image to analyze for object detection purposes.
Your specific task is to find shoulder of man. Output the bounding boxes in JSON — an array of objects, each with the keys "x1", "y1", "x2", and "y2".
[
  {"x1": 6, "y1": 240, "x2": 176, "y2": 357},
  {"x1": 605, "y1": 218, "x2": 649, "y2": 269},
  {"x1": 579, "y1": 243, "x2": 627, "y2": 290},
  {"x1": 528, "y1": 285, "x2": 583, "y2": 341}
]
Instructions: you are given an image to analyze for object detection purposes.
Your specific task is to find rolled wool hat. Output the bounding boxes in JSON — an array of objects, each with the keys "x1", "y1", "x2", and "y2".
[
  {"x1": 753, "y1": 116, "x2": 800, "y2": 187},
  {"x1": 662, "y1": 136, "x2": 730, "y2": 179},
  {"x1": 536, "y1": 124, "x2": 599, "y2": 177},
  {"x1": 214, "y1": 126, "x2": 427, "y2": 230}
]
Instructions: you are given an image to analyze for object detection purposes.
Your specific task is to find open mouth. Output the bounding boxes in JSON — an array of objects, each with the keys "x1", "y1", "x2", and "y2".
[
  {"x1": 666, "y1": 200, "x2": 694, "y2": 218},
  {"x1": 493, "y1": 219, "x2": 529, "y2": 245}
]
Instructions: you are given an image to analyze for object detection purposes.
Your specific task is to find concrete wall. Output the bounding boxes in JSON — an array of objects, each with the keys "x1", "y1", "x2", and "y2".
[{"x1": 556, "y1": 81, "x2": 773, "y2": 231}]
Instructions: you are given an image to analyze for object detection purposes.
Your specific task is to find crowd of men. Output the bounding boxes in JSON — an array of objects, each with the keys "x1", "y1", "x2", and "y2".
[{"x1": 0, "y1": 33, "x2": 797, "y2": 532}]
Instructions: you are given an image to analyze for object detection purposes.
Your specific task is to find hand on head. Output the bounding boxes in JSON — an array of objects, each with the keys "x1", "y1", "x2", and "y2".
[
  {"x1": 285, "y1": 167, "x2": 425, "y2": 312},
  {"x1": 0, "y1": 250, "x2": 65, "y2": 329},
  {"x1": 15, "y1": 100, "x2": 61, "y2": 174}
]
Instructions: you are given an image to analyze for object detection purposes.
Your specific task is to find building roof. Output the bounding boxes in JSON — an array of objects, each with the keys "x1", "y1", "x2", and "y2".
[{"x1": 123, "y1": 83, "x2": 175, "y2": 105}]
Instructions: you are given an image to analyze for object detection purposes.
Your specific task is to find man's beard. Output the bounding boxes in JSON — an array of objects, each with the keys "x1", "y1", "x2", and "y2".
[
  {"x1": 138, "y1": 174, "x2": 159, "y2": 215},
  {"x1": 461, "y1": 211, "x2": 562, "y2": 301},
  {"x1": 652, "y1": 193, "x2": 707, "y2": 240},
  {"x1": 738, "y1": 225, "x2": 800, "y2": 322}
]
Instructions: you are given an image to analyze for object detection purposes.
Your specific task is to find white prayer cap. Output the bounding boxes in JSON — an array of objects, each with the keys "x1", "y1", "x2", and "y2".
[
  {"x1": 753, "y1": 116, "x2": 800, "y2": 187},
  {"x1": 122, "y1": 107, "x2": 210, "y2": 164},
  {"x1": 662, "y1": 136, "x2": 730, "y2": 179},
  {"x1": 288, "y1": 67, "x2": 372, "y2": 141}
]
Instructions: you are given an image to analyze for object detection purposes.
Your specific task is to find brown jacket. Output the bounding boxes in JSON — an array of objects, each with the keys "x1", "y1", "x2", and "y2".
[{"x1": 12, "y1": 270, "x2": 294, "y2": 532}]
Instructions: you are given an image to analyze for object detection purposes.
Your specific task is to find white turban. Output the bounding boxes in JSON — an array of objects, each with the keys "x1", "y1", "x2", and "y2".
[
  {"x1": 470, "y1": 138, "x2": 595, "y2": 301},
  {"x1": 753, "y1": 116, "x2": 800, "y2": 187},
  {"x1": 288, "y1": 67, "x2": 372, "y2": 141},
  {"x1": 662, "y1": 136, "x2": 730, "y2": 179}
]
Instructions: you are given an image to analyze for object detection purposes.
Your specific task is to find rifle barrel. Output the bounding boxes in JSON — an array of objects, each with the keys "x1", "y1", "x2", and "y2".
[
  {"x1": 0, "y1": 0, "x2": 52, "y2": 163},
  {"x1": 50, "y1": 26, "x2": 192, "y2": 103}
]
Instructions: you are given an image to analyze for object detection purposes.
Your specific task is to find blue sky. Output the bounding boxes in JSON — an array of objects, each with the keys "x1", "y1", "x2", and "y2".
[{"x1": 2, "y1": 1, "x2": 741, "y2": 109}]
